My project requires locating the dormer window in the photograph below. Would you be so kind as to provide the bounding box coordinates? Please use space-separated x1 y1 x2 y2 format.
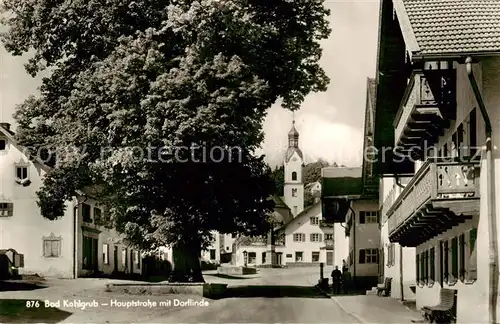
14 161 30 186
0 139 6 151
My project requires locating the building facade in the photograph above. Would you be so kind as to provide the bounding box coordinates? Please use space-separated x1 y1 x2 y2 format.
0 123 142 278
345 199 380 289
230 119 348 268
373 0 500 322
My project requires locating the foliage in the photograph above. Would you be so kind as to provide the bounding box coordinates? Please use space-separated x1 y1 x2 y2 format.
271 158 336 207
1 0 331 281
270 165 285 196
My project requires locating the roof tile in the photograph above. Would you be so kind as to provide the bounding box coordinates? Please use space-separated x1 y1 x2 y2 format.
402 0 500 55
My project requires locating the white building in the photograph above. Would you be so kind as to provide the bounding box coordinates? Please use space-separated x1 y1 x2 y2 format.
0 123 142 278
374 1 500 322
231 120 349 268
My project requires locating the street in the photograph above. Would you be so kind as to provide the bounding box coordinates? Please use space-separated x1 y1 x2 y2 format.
151 268 360 323
0 268 361 323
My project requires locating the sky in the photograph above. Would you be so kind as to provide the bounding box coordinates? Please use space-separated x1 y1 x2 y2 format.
0 0 381 168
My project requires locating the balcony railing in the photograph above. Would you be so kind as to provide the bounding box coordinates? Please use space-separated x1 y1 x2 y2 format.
324 239 334 249
319 220 334 228
393 69 456 158
387 157 479 246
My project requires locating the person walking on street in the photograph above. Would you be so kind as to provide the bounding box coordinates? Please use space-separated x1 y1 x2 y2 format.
331 266 342 295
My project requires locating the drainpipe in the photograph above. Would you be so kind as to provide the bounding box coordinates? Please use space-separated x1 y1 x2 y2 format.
400 244 404 301
73 202 78 279
349 203 357 289
466 56 497 324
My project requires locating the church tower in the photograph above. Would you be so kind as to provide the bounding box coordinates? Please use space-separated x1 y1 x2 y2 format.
283 116 304 217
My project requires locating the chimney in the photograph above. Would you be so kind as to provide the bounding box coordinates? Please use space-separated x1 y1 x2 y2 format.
0 123 10 131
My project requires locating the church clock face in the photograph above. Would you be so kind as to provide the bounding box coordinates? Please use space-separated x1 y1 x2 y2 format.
292 157 297 162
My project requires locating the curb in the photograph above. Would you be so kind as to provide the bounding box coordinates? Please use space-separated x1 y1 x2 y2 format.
314 284 368 324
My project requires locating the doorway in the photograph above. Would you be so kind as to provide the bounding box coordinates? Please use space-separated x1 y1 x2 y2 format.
113 246 118 272
326 251 334 266
277 252 282 265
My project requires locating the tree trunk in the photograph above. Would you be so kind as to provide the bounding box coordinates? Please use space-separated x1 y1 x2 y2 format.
169 243 205 283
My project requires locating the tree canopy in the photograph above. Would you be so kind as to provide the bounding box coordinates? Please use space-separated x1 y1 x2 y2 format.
1 0 331 281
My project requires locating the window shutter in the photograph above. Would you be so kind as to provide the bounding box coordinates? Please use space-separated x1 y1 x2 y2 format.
416 254 420 282
376 211 380 224
359 249 366 264
359 211 365 224
7 203 13 216
44 241 50 257
310 233 313 242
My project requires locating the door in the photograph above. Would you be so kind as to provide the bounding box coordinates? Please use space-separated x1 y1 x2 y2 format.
277 253 282 265
113 246 118 272
326 251 334 266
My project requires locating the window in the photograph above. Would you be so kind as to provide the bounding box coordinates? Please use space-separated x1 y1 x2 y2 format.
94 207 102 224
292 188 297 197
14 164 30 185
423 250 428 283
443 240 449 282
324 234 333 241
293 233 305 242
262 252 266 264
286 254 292 258
430 247 435 282
359 249 378 264
295 251 303 262
231 233 237 238
469 228 477 280
82 203 92 223
248 252 256 264
312 252 320 262
310 217 319 225
359 211 378 224
103 244 109 264
292 172 297 181
310 233 322 242
386 243 395 267
439 241 444 285
122 248 127 267
0 139 5 150
209 249 216 260
43 234 61 258
134 250 140 268
451 237 458 282
0 203 13 217
15 166 28 180
459 234 466 281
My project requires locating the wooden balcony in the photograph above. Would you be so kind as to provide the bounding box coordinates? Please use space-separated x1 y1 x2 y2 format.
387 158 479 247
322 239 334 250
319 220 334 228
394 68 456 159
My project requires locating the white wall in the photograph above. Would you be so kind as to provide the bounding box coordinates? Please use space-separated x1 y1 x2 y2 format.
382 58 500 323
348 200 380 277
284 204 333 263
284 151 304 216
0 141 75 278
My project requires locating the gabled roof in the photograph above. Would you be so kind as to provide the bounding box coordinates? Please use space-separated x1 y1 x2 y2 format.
275 201 321 233
0 125 51 172
394 0 500 58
